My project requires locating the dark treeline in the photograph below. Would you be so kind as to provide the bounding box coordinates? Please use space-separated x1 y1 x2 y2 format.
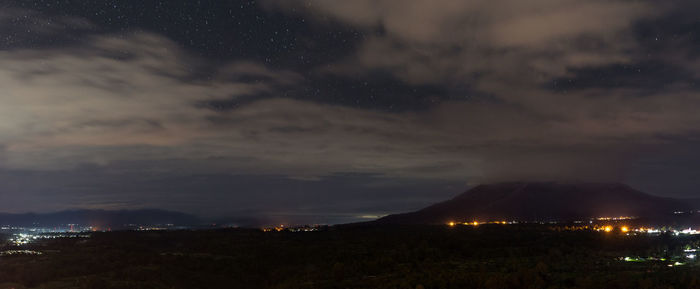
1 225 699 289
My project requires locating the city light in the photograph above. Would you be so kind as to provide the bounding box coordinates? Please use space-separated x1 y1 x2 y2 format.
0 250 42 256
433 219 699 238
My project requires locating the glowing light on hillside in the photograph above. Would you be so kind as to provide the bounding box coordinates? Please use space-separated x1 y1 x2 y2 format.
621 226 629 233
604 226 613 232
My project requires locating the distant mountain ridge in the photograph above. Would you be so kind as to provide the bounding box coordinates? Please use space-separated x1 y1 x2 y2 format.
376 182 700 224
0 209 200 228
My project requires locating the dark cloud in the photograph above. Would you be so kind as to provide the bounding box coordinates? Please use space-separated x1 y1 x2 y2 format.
258 0 700 181
0 1 699 223
549 61 697 93
265 0 660 85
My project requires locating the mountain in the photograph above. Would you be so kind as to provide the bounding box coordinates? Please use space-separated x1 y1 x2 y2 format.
0 209 200 228
376 182 700 224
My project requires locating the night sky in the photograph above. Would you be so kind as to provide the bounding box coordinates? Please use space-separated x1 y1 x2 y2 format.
0 0 699 224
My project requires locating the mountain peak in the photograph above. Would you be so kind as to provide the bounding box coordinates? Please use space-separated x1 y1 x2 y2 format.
376 182 695 224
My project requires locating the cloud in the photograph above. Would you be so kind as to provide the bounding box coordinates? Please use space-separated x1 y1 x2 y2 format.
1 29 699 185
265 0 661 87
1 3 700 219
0 31 301 169
253 0 700 185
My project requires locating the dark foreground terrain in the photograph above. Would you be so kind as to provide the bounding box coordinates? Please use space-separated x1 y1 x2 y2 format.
1 225 700 289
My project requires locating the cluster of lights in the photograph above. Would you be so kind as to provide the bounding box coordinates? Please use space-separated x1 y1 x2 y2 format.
0 250 42 256
287 226 320 232
447 221 514 227
262 225 323 232
592 225 700 237
2 225 108 233
595 225 660 234
633 227 660 234
262 225 286 232
136 227 167 231
442 218 700 239
685 248 696 260
676 228 700 235
9 234 37 245
595 216 636 221
8 233 90 246
621 247 699 267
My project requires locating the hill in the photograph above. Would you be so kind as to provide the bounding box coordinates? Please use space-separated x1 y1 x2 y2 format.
0 209 199 228
376 182 700 224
